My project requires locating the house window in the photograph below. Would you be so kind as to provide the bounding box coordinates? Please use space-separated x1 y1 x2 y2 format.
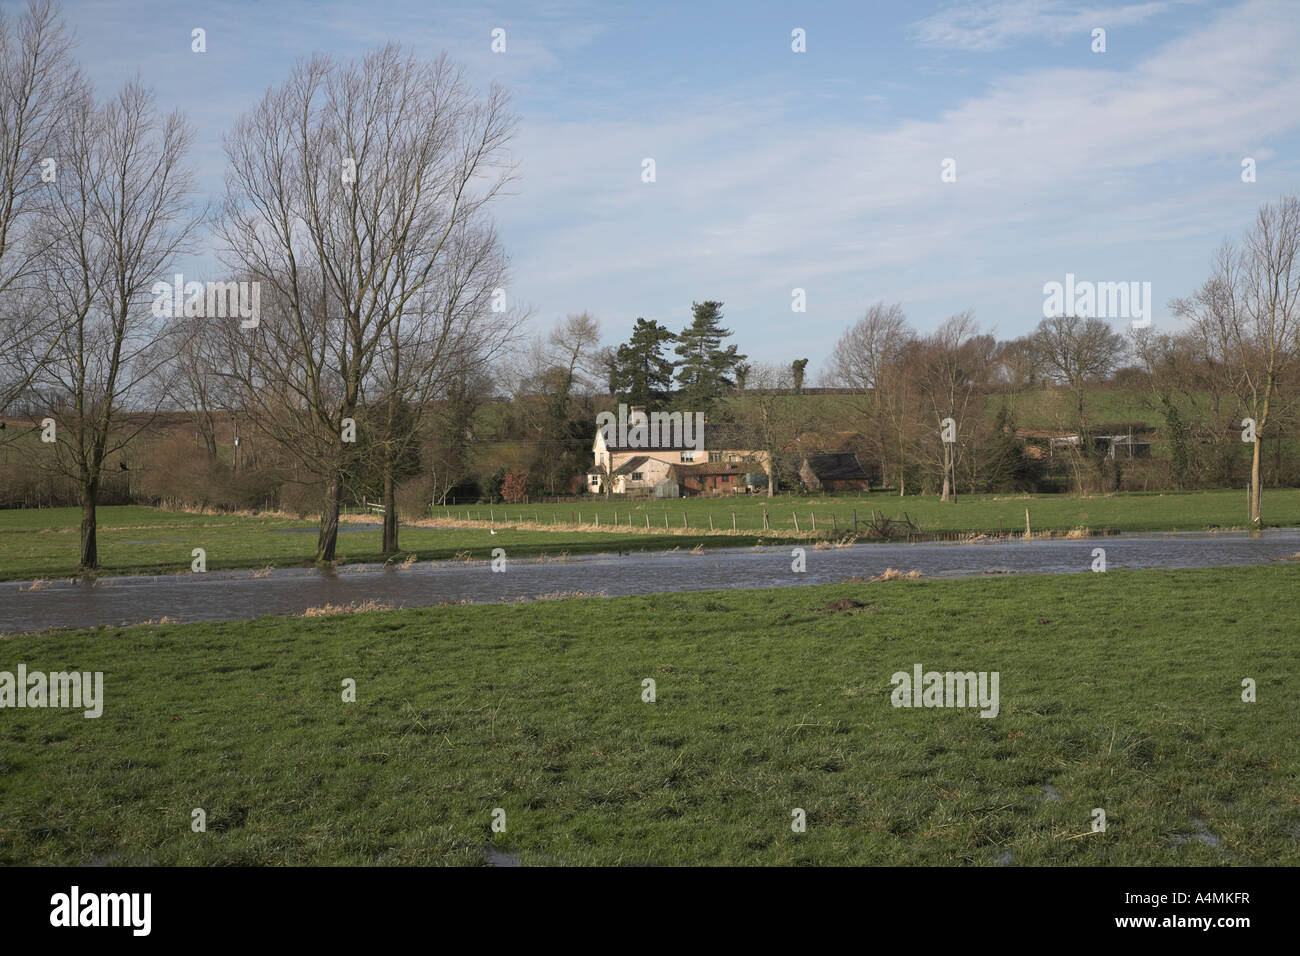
631 472 643 481
709 452 722 462
681 451 696 462
590 475 599 486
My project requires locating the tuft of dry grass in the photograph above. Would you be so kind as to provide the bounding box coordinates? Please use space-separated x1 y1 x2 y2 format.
1064 525 1093 539
535 589 608 600
871 568 923 582
300 599 394 617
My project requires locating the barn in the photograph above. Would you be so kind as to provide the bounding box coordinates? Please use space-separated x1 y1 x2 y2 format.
798 453 872 492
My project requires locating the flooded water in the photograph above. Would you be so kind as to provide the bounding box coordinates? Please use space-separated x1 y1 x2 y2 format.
2 529 1298 633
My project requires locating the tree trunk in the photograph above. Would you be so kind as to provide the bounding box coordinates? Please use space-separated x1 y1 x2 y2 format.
1250 437 1263 528
316 472 343 562
382 467 398 553
79 481 99 570
1250 386 1275 530
201 411 218 459
940 443 952 501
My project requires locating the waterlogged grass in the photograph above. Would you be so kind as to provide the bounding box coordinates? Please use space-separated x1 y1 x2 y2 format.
2 489 1299 581
0 505 768 582
0 565 1295 865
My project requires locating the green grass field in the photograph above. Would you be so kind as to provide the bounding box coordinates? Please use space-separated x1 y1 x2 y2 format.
0 564 1294 865
441 487 1300 535
2 489 1298 581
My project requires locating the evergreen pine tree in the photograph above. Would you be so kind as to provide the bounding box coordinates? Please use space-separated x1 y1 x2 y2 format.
674 300 746 412
613 318 677 407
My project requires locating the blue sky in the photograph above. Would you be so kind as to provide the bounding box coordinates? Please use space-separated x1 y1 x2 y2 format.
26 0 1300 376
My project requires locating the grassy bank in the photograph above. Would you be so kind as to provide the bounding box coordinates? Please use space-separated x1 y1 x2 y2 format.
3 489 1300 581
1 564 1295 865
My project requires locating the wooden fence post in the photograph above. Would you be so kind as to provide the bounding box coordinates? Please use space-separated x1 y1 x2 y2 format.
793 512 800 532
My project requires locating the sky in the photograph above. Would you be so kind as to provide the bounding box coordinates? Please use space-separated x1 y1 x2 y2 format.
18 0 1300 378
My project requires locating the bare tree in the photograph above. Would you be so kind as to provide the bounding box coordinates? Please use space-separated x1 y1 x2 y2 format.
427 365 491 507
0 0 84 416
368 219 521 551
992 335 1041 392
914 311 987 501
1176 200 1300 525
160 314 234 459
1032 314 1126 490
825 302 912 492
1131 321 1237 489
508 311 603 495
729 362 805 496
25 80 198 569
548 311 603 395
219 44 516 561
1238 197 1300 526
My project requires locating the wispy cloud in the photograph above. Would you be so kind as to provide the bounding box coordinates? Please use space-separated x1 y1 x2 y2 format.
499 0 1300 356
911 0 1173 51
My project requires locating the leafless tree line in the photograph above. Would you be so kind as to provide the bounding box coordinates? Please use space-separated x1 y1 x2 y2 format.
0 2 519 567
824 197 1300 524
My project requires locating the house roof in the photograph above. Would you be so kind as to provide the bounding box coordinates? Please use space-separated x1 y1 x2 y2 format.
669 460 757 477
611 455 653 476
601 420 759 452
802 453 869 481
